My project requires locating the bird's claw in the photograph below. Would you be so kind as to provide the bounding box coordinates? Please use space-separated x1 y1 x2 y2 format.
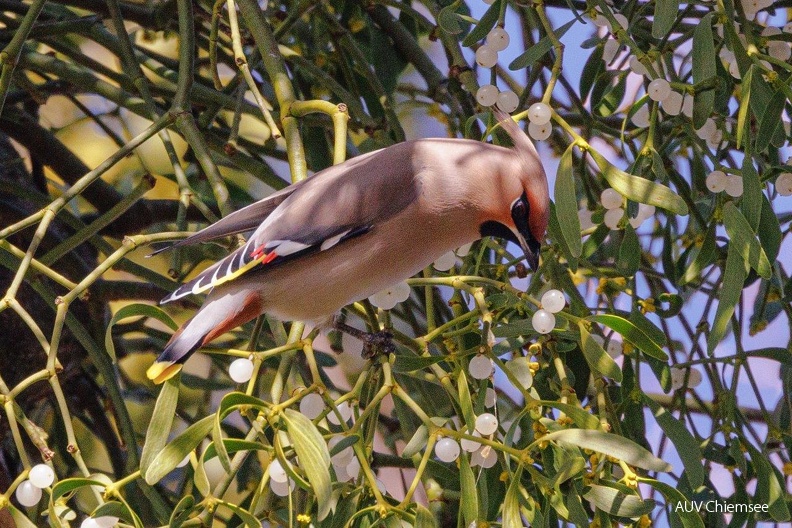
362 331 395 359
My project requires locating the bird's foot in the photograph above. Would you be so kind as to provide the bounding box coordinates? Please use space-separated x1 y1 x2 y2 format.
361 331 395 359
332 319 395 359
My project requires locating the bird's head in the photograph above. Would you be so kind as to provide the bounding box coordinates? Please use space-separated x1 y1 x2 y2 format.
480 110 549 271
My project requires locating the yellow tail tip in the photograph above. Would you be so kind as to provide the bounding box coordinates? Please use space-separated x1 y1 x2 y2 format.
146 362 183 384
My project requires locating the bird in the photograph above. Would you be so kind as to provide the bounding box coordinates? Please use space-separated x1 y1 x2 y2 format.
146 110 549 384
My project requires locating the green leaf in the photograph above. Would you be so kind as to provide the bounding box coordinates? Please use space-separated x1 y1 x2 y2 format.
437 2 463 35
692 13 716 129
492 319 534 338
104 303 177 362
212 411 232 474
722 202 772 279
680 224 717 285
554 145 582 258
579 322 622 381
756 89 786 152
168 496 196 528
652 0 679 38
502 465 524 528
584 484 655 517
552 456 586 486
402 425 429 458
509 19 576 70
640 478 705 528
540 401 600 430
461 0 500 46
145 415 214 484
536 429 672 472
759 195 782 263
7 504 39 528
217 499 260 528
565 486 590 527
618 224 640 277
51 478 108 502
588 314 668 361
642 396 705 488
580 45 604 100
736 66 753 149
203 439 266 461
458 369 476 433
415 504 438 528
392 352 446 372
589 149 688 215
747 442 791 521
283 408 333 520
459 450 478 525
140 376 180 474
707 244 749 354
741 157 762 231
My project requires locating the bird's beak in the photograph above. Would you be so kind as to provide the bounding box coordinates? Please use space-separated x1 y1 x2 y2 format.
513 228 541 272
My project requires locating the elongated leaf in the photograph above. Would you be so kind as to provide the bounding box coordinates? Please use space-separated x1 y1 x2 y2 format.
756 89 785 152
141 376 180 473
503 465 524 528
641 478 705 528
458 369 476 433
8 504 38 528
540 401 600 429
745 442 791 521
537 429 672 472
585 484 655 517
722 202 771 279
588 314 668 361
553 456 586 486
643 396 705 488
579 323 622 381
283 408 332 520
589 149 688 215
509 19 576 70
461 0 500 46
759 195 782 262
218 499 260 528
415 504 438 528
555 145 582 258
692 14 715 129
652 0 679 38
707 245 749 353
618 224 640 276
393 352 446 372
459 450 478 525
203 439 266 461
168 496 196 528
145 415 214 484
104 303 177 362
736 66 753 149
51 478 107 502
437 3 463 35
741 157 762 231
680 224 717 285
213 411 232 473
402 425 429 458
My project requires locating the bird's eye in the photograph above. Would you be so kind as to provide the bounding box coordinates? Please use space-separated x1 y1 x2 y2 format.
511 193 529 218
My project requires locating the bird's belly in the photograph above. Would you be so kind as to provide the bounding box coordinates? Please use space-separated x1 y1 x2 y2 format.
256 214 478 322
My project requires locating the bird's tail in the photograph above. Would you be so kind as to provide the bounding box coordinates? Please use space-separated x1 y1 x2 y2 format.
147 289 264 384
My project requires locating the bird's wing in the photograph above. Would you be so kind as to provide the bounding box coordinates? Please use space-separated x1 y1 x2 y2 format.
148 184 300 256
160 142 421 304
159 223 373 303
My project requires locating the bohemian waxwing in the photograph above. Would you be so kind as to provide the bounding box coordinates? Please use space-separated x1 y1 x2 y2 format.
146 110 549 383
